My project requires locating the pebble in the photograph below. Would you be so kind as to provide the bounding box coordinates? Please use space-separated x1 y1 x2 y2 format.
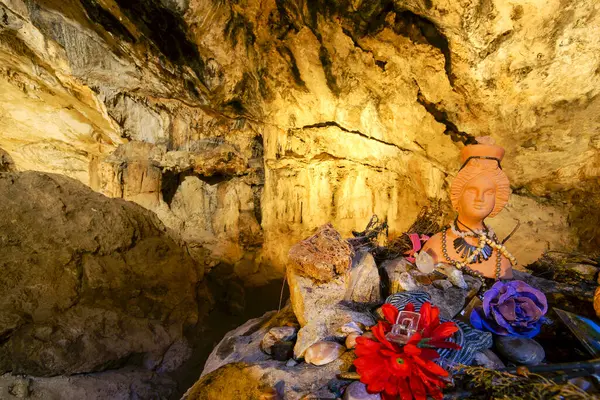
495 336 545 366
285 358 298 367
341 322 364 335
343 381 382 400
304 341 345 366
345 332 360 349
8 378 30 398
436 264 468 289
271 341 294 361
261 326 297 355
473 349 506 370
568 377 592 392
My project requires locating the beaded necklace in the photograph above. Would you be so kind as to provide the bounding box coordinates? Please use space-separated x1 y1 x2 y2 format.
441 220 518 288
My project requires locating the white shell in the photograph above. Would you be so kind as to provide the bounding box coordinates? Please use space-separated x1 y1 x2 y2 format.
304 341 345 366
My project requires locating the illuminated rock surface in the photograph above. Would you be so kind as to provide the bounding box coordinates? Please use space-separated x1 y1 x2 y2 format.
0 0 593 284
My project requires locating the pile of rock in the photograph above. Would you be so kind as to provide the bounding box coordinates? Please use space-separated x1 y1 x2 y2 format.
185 224 598 399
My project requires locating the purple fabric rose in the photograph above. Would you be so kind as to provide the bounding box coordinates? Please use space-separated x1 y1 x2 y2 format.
470 280 548 338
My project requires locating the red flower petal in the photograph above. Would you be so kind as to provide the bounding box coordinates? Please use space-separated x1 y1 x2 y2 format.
409 371 427 400
412 356 449 377
385 375 399 395
404 344 421 356
382 303 399 325
419 348 441 360
419 302 432 332
407 332 422 345
404 302 415 312
431 321 459 341
372 323 396 351
397 377 412 400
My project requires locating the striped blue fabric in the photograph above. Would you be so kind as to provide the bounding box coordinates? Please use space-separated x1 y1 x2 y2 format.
385 291 492 366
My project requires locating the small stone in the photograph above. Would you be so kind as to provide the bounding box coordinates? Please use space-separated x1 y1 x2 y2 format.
8 378 30 398
345 332 360 349
437 264 468 289
304 341 345 366
473 349 505 370
272 341 295 361
286 358 298 367
261 326 297 354
340 322 364 335
568 377 592 392
338 372 361 380
433 279 453 290
259 388 282 400
464 275 483 299
343 381 382 400
398 272 419 291
495 336 545 366
421 285 466 319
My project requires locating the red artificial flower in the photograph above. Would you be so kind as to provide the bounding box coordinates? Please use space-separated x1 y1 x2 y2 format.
354 302 461 400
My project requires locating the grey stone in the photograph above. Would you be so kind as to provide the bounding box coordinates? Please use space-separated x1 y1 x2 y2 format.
7 378 30 398
473 349 506 370
261 326 298 355
343 381 382 400
421 285 466 319
345 251 382 303
433 279 453 290
495 336 545 366
272 341 295 361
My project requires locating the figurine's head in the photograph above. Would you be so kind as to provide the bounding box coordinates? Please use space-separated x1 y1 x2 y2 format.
450 138 510 220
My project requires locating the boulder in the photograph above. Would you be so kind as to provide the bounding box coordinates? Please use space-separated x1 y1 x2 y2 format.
288 224 353 282
345 251 382 304
0 172 201 376
287 242 376 357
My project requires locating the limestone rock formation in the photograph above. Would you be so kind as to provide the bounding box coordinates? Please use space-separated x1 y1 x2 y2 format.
0 0 592 285
0 171 201 376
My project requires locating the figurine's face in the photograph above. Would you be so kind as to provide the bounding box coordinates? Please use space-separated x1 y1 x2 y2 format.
457 173 496 220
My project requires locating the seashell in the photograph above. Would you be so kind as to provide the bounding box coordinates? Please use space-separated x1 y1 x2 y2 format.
345 332 360 349
341 321 364 335
304 341 345 366
261 326 297 355
415 251 435 274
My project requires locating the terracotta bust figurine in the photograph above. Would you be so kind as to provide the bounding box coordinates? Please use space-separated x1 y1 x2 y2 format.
422 137 515 280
